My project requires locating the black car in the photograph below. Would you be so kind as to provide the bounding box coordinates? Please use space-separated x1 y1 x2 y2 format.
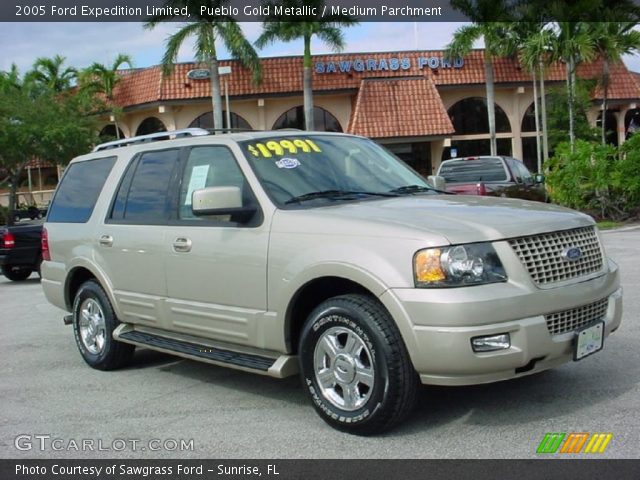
12 205 47 222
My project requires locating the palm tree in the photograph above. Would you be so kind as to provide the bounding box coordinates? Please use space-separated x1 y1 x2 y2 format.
550 21 597 152
27 55 77 92
516 25 555 169
255 0 358 131
591 22 640 145
81 54 133 139
145 0 262 133
448 1 513 156
0 64 22 92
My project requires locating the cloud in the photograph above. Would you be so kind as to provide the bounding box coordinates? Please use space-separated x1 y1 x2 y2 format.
1 21 638 74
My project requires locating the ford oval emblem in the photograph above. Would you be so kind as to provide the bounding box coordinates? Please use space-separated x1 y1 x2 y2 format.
562 247 583 262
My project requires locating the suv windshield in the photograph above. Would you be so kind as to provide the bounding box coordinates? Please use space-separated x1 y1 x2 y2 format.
239 135 433 207
438 157 508 183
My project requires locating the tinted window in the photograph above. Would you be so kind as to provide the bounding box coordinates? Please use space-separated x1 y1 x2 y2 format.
510 159 533 184
48 157 116 223
121 149 179 222
438 158 508 183
179 146 250 221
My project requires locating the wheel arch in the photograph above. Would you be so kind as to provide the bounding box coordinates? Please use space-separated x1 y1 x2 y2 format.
64 263 116 314
284 276 378 354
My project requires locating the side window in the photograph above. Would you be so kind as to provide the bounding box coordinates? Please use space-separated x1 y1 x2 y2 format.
507 159 523 183
48 157 116 223
508 158 533 184
516 161 534 184
111 149 179 223
179 146 252 221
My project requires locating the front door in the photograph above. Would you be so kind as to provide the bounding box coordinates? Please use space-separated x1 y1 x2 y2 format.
163 146 269 346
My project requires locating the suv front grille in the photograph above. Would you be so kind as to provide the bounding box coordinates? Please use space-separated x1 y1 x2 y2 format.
508 226 603 286
545 298 609 335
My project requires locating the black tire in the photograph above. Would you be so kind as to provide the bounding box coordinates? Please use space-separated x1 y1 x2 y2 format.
1 265 32 281
299 294 418 435
72 280 134 370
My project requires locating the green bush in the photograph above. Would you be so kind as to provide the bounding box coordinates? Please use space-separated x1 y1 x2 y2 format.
545 136 640 220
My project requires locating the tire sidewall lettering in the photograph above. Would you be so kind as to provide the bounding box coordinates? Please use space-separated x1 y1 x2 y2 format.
304 309 386 426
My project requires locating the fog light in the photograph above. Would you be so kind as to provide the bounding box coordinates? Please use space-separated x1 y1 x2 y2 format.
471 333 510 352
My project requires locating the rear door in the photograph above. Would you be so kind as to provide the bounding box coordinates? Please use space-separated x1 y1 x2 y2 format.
163 145 269 346
97 148 181 329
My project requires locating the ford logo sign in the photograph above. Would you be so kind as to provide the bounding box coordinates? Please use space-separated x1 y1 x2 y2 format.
187 69 210 80
562 247 583 262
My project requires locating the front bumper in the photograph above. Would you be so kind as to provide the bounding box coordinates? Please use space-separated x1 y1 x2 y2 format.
381 260 622 386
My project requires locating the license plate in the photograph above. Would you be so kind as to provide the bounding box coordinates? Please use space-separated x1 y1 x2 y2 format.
574 321 604 361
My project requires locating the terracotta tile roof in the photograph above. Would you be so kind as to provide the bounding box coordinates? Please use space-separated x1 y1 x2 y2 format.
110 50 640 108
578 58 640 100
348 77 454 138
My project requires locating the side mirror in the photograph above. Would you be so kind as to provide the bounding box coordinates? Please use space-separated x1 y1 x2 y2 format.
534 174 545 184
192 186 256 221
427 175 446 191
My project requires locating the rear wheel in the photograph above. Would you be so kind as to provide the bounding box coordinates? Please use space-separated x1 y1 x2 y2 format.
299 294 418 435
1 265 32 281
72 280 134 370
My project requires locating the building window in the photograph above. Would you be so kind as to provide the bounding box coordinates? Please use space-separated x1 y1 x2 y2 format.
188 111 252 130
135 117 167 136
521 103 537 132
625 108 640 139
521 137 539 172
99 124 124 141
448 97 511 134
596 111 619 146
441 139 512 161
272 106 342 132
384 142 432 176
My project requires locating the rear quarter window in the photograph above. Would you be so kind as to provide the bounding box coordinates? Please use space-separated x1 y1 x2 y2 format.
47 157 117 223
438 158 508 183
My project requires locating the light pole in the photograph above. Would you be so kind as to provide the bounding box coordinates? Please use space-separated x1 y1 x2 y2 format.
219 66 232 131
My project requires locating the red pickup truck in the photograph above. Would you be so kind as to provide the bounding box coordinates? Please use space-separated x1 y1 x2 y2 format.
436 156 547 202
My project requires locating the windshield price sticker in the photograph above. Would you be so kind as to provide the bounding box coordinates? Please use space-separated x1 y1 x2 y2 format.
247 138 322 158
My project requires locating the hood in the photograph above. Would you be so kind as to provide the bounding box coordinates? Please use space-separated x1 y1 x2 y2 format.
273 195 594 245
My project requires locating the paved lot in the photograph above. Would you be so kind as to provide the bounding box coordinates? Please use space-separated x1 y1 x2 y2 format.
0 227 638 459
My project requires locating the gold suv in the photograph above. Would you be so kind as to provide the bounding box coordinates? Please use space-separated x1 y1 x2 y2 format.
41 129 622 434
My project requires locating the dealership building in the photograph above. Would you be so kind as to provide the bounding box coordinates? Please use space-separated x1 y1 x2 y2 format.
98 49 640 176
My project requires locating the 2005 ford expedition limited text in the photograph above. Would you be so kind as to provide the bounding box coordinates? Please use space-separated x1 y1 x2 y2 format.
41 129 622 434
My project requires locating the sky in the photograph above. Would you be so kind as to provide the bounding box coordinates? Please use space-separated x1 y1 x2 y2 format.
1 22 640 74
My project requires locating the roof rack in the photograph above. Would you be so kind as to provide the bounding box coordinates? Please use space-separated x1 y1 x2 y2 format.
93 128 210 152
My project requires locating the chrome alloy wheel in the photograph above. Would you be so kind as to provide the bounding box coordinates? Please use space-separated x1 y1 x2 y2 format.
78 298 107 355
313 325 375 411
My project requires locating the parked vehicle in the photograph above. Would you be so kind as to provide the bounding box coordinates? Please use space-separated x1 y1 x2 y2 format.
12 205 47 222
0 220 43 281
42 129 622 434
436 156 546 202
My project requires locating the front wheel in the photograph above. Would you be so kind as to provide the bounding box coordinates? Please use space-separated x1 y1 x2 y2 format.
72 280 134 370
299 294 418 435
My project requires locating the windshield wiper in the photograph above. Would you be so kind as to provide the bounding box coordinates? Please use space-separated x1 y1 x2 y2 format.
389 185 452 195
285 190 398 205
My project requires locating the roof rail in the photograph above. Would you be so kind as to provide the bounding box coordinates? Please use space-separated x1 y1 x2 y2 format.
93 128 210 152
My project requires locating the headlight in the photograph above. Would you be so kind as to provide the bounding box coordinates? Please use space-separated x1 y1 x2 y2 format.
414 243 507 287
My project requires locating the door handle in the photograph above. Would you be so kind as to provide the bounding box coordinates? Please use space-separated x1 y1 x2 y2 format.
99 235 113 247
172 237 192 253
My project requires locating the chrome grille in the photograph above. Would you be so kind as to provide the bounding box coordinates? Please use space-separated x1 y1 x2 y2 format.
509 227 603 286
545 298 609 335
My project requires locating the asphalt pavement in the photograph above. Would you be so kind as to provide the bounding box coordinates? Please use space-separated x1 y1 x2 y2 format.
0 226 638 459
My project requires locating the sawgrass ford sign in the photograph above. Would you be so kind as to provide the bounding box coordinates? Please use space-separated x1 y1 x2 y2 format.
315 56 464 73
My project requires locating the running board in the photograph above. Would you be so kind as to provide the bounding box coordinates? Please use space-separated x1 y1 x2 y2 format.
113 324 298 378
